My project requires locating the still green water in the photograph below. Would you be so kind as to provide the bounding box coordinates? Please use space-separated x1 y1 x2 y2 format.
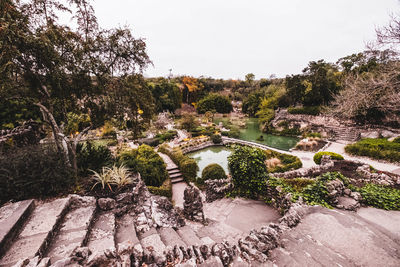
186 146 232 177
215 117 299 151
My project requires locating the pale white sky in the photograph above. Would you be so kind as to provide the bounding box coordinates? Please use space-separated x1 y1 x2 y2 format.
92 0 399 79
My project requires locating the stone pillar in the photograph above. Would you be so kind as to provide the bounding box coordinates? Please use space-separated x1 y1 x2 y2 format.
183 183 205 222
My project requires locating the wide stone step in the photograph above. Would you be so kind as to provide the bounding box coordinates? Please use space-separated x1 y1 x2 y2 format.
171 177 184 184
0 199 35 258
158 227 186 248
87 211 116 261
115 213 143 255
168 169 181 175
138 228 166 261
0 197 71 267
46 196 97 263
167 166 179 172
176 225 203 246
169 172 183 179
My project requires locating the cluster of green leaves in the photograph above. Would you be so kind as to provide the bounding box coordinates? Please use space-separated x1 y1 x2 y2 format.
357 184 400 210
210 134 222 144
191 126 217 137
264 150 302 173
158 144 199 182
199 163 227 184
155 130 178 143
148 178 172 199
91 164 134 191
313 151 344 164
0 99 41 130
287 106 321 116
76 141 114 176
228 145 269 198
0 145 74 204
197 94 233 114
118 145 168 187
345 138 400 163
149 78 182 112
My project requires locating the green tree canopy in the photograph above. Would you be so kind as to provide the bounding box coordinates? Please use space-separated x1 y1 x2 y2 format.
196 94 233 114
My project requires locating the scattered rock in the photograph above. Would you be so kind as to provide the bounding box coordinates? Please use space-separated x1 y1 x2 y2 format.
97 198 116 211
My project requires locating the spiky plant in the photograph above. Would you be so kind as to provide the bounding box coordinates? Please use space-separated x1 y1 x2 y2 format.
110 164 134 187
90 167 115 191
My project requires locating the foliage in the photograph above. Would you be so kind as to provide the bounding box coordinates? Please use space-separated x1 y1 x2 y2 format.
91 164 134 191
197 94 233 114
148 178 172 199
137 138 160 147
191 126 217 137
211 134 222 144
158 144 199 182
76 141 114 176
313 151 344 164
344 138 400 163
64 112 91 136
0 145 74 204
228 145 269 198
118 145 168 187
287 106 320 116
101 121 117 138
304 132 322 138
0 99 41 130
358 184 400 210
200 164 227 184
180 113 198 131
149 78 182 112
182 76 204 103
264 150 302 173
155 130 178 143
393 136 400 143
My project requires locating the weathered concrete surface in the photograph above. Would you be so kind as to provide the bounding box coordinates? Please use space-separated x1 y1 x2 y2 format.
115 213 142 254
0 200 34 257
46 196 96 263
139 228 166 260
158 227 187 248
269 207 400 266
0 197 71 266
177 225 203 246
172 182 187 208
87 211 116 258
357 207 400 239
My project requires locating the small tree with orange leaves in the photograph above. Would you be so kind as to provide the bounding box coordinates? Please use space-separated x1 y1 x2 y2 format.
181 77 204 103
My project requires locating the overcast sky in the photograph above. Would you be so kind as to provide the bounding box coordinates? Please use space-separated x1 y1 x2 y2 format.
92 0 399 79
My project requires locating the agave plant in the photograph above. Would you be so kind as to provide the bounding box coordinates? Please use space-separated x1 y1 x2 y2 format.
90 167 115 191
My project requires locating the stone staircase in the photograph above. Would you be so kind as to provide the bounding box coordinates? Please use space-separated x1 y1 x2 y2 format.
168 166 184 184
324 125 360 142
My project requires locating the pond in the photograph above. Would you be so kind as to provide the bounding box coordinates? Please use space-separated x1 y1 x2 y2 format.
186 146 232 177
215 117 298 151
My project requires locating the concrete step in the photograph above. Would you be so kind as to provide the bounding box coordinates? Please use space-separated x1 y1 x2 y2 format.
87 211 116 261
0 197 71 267
168 169 181 175
115 213 143 254
169 172 183 179
167 166 179 172
176 225 203 246
158 227 186 248
45 196 97 263
138 228 166 262
171 177 184 184
0 199 35 258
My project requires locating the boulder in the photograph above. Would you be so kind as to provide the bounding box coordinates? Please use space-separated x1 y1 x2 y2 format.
98 198 116 211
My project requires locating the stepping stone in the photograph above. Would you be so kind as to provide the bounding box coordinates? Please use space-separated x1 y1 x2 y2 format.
168 169 181 175
46 196 96 263
139 228 166 260
177 225 203 246
158 227 186 247
116 213 142 254
0 199 34 257
170 172 183 178
172 177 184 184
87 211 116 259
0 197 71 266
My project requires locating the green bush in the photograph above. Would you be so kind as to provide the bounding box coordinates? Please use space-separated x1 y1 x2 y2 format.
304 132 322 138
155 130 177 143
221 128 240 138
393 136 400 143
118 145 168 187
228 145 269 198
200 163 227 184
191 126 217 137
345 138 400 163
77 141 114 176
288 106 320 115
158 144 199 182
148 178 172 199
197 94 233 114
265 150 302 173
211 134 222 144
313 151 344 164
358 184 400 210
137 138 160 147
0 145 74 204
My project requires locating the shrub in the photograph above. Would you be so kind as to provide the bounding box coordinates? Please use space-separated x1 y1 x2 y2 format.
393 136 400 143
200 163 227 184
137 138 160 147
155 130 177 143
358 184 400 210
211 134 222 144
148 178 172 199
159 144 199 182
304 132 322 138
264 150 302 172
288 106 320 115
101 121 116 137
313 151 344 164
77 141 114 176
345 138 400 163
0 145 74 204
118 145 168 187
197 94 233 114
91 164 134 191
228 145 269 198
